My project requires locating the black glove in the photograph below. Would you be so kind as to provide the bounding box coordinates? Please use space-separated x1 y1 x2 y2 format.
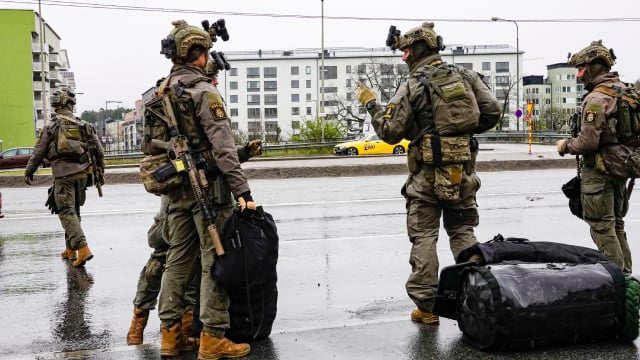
44 186 59 214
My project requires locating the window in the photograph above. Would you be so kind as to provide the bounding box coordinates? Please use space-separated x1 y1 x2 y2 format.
291 66 299 75
495 88 507 98
247 67 260 78
264 108 278 118
264 94 277 105
230 109 238 117
346 79 353 88
229 68 238 76
495 76 510 85
346 93 354 101
322 100 339 107
357 64 366 74
455 63 473 70
321 87 338 93
264 81 278 91
229 95 238 104
291 94 300 102
248 108 261 119
247 81 260 91
380 64 394 75
230 121 238 129
291 107 300 115
306 80 311 89
265 121 278 131
346 65 352 74
496 62 510 73
306 107 312 115
248 121 261 132
305 66 311 75
247 94 260 105
291 79 299 88
264 67 277 78
397 64 409 75
482 62 491 71
292 120 300 129
306 93 312 102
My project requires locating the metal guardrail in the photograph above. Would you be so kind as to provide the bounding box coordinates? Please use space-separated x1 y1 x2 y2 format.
104 133 569 161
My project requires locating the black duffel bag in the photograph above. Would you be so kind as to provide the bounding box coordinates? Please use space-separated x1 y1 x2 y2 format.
457 261 629 350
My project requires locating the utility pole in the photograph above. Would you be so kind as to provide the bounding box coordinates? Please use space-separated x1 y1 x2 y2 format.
38 1 47 127
320 0 325 142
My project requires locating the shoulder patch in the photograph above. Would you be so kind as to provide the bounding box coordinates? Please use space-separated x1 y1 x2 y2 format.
584 110 597 124
383 104 396 119
207 92 227 120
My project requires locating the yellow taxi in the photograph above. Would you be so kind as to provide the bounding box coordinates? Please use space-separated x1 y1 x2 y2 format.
333 134 410 156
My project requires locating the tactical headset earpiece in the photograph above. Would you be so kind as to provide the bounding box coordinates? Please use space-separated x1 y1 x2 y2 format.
436 35 445 51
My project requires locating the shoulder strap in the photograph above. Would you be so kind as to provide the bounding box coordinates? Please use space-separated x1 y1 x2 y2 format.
594 85 640 105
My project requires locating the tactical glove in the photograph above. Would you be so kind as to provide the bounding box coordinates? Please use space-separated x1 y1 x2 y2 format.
556 139 567 156
245 139 263 157
238 192 257 212
24 174 33 185
356 81 376 107
44 186 59 214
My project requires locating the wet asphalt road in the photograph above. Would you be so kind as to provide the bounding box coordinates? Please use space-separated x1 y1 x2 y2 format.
1 169 640 359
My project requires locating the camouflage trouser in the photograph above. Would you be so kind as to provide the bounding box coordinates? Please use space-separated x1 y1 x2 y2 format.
402 165 480 312
158 186 233 337
581 166 632 273
54 172 88 250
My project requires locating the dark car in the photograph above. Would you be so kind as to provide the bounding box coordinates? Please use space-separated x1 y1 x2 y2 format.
0 147 49 170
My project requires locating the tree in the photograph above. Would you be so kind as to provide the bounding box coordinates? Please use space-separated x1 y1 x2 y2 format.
80 108 132 125
298 116 344 142
326 57 410 134
494 74 518 131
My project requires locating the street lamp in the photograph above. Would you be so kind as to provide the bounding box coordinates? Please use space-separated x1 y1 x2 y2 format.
105 100 122 151
320 0 325 142
491 17 520 131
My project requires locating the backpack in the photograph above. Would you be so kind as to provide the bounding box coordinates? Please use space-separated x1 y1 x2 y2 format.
419 63 481 136
139 76 209 194
54 114 88 158
593 84 640 141
592 84 640 178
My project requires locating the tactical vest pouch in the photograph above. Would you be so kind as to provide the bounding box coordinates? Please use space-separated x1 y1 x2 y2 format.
425 65 480 135
434 164 463 200
457 262 625 350
600 144 640 178
421 135 470 165
142 95 171 155
139 153 184 195
56 118 87 158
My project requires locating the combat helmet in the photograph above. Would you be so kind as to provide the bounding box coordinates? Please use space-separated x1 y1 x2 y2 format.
387 22 445 51
568 40 616 68
160 20 212 62
50 89 76 108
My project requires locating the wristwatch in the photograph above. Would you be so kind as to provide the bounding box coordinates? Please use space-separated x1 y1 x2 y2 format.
366 101 376 111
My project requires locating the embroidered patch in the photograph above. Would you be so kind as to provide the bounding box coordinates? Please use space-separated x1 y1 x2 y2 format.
383 104 396 119
585 110 596 123
212 105 227 120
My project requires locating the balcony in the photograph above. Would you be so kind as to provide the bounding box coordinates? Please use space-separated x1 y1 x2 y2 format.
49 70 62 84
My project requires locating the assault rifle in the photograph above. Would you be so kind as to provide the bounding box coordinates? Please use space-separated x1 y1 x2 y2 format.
161 93 226 256
570 109 583 178
87 148 103 197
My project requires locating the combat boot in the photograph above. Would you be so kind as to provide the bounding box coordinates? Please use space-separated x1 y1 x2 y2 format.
198 331 250 360
181 308 195 345
72 245 93 267
61 248 77 260
411 309 440 324
126 307 149 346
160 321 196 357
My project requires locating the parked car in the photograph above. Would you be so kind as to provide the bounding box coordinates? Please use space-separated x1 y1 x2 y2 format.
0 147 49 170
333 134 410 156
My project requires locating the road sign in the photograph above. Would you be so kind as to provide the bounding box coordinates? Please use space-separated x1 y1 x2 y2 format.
515 109 523 118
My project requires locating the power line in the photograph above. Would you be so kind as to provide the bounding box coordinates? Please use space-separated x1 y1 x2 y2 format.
3 0 640 23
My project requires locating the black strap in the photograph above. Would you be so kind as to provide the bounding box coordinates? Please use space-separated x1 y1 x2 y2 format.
430 134 442 166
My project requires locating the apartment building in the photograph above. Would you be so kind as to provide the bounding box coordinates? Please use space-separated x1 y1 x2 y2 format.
218 44 523 142
0 9 74 150
523 63 585 131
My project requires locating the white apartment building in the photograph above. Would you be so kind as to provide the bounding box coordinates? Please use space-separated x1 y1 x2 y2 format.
523 63 585 131
219 44 523 142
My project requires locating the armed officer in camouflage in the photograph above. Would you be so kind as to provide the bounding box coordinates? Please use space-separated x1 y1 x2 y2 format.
557 40 634 273
154 20 256 359
24 90 104 268
357 22 501 324
126 56 261 344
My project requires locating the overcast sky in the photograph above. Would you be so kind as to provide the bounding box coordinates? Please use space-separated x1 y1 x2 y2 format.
2 0 639 114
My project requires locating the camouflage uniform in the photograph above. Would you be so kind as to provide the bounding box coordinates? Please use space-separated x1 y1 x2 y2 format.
559 71 632 273
157 63 252 338
367 49 501 312
25 108 104 255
